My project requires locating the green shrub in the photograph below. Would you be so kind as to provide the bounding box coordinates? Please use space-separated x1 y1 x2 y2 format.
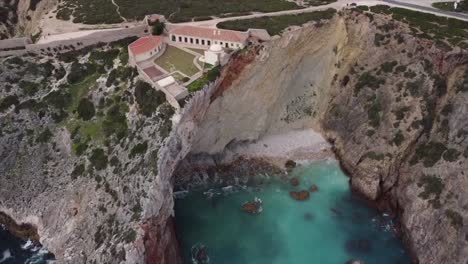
122 229 137 243
134 81 166 116
392 130 404 146
445 209 463 230
19 81 41 96
354 72 385 95
0 95 19 112
152 20 166 35
129 141 148 158
187 66 221 92
71 164 85 179
36 128 53 143
417 175 444 205
77 98 96 120
393 106 410 120
380 61 397 73
73 141 88 156
412 141 447 167
67 62 96 84
217 9 336 35
90 148 108 170
442 148 460 162
44 90 72 110
367 100 382 128
89 49 120 68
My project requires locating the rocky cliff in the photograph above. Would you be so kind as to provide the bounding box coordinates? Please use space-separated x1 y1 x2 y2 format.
0 40 181 263
173 9 468 263
0 0 54 39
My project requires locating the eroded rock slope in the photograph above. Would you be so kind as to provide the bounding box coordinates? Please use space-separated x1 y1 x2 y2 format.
178 10 468 263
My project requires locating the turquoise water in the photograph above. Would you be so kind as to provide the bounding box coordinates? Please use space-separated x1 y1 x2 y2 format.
174 160 411 264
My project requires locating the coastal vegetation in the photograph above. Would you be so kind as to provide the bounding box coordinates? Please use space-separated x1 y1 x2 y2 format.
359 5 468 48
187 66 221 92
56 0 304 24
217 9 336 35
432 1 468 13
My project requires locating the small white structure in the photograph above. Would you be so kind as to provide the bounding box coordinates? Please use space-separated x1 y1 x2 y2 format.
128 35 165 65
145 14 166 25
157 76 188 105
157 76 176 88
200 44 228 66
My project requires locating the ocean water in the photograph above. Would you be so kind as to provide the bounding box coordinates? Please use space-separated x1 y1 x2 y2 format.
174 160 411 264
0 226 55 264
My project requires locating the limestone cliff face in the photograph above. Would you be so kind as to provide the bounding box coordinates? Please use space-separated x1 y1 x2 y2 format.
0 45 181 264
179 11 468 264
0 0 55 39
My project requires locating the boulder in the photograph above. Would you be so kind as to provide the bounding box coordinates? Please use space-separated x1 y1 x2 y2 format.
289 190 310 201
309 184 319 192
285 159 296 170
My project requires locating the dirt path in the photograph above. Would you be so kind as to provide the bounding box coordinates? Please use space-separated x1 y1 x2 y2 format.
111 0 127 22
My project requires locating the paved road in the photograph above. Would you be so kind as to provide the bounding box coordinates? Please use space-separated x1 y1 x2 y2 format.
383 0 468 20
178 0 468 28
38 0 468 43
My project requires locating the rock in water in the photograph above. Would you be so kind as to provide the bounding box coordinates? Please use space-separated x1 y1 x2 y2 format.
290 177 300 186
309 184 319 192
241 197 263 214
289 190 310 201
285 160 296 170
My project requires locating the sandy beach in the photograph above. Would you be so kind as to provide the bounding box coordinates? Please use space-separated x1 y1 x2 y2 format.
231 128 334 166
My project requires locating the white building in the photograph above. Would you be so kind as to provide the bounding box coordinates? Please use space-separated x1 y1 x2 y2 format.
128 35 165 65
169 25 248 50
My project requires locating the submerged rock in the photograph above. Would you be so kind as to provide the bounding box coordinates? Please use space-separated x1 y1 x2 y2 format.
304 212 314 221
290 177 300 186
345 239 372 253
309 184 319 192
289 190 310 201
191 244 209 264
345 260 365 264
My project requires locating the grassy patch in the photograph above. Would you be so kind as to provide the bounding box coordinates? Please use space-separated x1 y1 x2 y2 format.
155 46 198 76
217 9 336 35
187 66 221 92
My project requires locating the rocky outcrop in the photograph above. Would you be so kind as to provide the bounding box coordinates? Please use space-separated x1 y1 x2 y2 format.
0 0 55 39
171 10 468 264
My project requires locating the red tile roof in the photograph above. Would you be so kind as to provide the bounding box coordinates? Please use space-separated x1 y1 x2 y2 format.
129 36 164 55
170 26 248 43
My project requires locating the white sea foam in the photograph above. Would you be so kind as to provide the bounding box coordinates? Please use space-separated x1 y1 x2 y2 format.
22 239 33 250
0 250 12 263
